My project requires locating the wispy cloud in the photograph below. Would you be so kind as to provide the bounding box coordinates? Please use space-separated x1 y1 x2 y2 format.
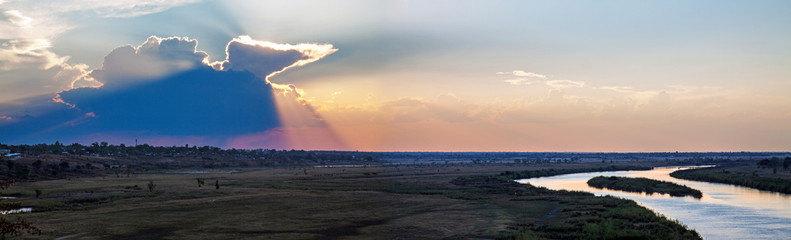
3 10 32 27
545 80 585 89
0 37 90 101
504 78 531 86
598 86 635 93
497 70 586 89
496 70 547 79
2 0 204 18
0 38 68 70
496 70 548 85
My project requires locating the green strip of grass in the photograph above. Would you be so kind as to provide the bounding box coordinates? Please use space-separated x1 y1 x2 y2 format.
587 176 702 198
671 167 791 194
496 165 652 180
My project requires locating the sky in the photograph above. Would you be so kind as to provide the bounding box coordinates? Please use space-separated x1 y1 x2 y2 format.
1 0 790 152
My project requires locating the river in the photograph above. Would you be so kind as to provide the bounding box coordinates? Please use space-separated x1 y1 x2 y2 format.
516 166 791 240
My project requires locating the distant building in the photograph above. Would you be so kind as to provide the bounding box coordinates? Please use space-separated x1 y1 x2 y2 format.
4 153 21 160
0 149 9 154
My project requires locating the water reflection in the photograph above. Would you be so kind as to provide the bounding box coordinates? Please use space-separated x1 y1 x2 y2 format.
517 166 791 240
0 207 31 215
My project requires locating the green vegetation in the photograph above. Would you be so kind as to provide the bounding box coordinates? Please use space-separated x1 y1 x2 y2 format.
0 142 780 238
503 199 700 240
0 142 383 181
0 163 701 239
0 180 40 238
587 176 702 198
671 161 791 194
454 168 701 240
497 165 652 180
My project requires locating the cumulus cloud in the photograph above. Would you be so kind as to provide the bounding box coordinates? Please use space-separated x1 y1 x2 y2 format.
211 35 337 82
199 35 337 126
0 35 336 147
0 1 204 100
55 67 280 135
65 35 337 90
81 36 209 89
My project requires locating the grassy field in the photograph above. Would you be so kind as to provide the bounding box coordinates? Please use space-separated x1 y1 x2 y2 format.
1 163 700 239
587 176 702 198
670 162 791 194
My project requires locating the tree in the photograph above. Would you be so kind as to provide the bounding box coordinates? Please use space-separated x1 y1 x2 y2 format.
147 181 156 192
59 161 69 170
757 158 778 168
31 160 42 172
0 180 40 238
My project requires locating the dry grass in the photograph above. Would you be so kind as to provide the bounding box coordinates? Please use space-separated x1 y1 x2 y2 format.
4 165 553 239
3 162 684 239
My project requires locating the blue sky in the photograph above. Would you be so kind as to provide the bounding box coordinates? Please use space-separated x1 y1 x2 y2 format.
1 0 790 151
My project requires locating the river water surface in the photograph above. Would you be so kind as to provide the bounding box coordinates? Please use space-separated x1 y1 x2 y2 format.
516 166 791 240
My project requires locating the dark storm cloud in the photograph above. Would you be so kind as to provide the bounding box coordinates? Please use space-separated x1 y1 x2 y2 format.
0 36 336 146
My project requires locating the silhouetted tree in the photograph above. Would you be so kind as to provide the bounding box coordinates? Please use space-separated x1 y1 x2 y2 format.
758 157 781 168
147 181 156 192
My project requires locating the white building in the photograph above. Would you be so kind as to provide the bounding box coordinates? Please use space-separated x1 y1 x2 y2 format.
3 153 21 160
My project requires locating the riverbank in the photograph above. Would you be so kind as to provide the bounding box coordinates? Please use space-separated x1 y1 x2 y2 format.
455 168 701 239
670 163 791 194
521 166 791 240
587 176 702 198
